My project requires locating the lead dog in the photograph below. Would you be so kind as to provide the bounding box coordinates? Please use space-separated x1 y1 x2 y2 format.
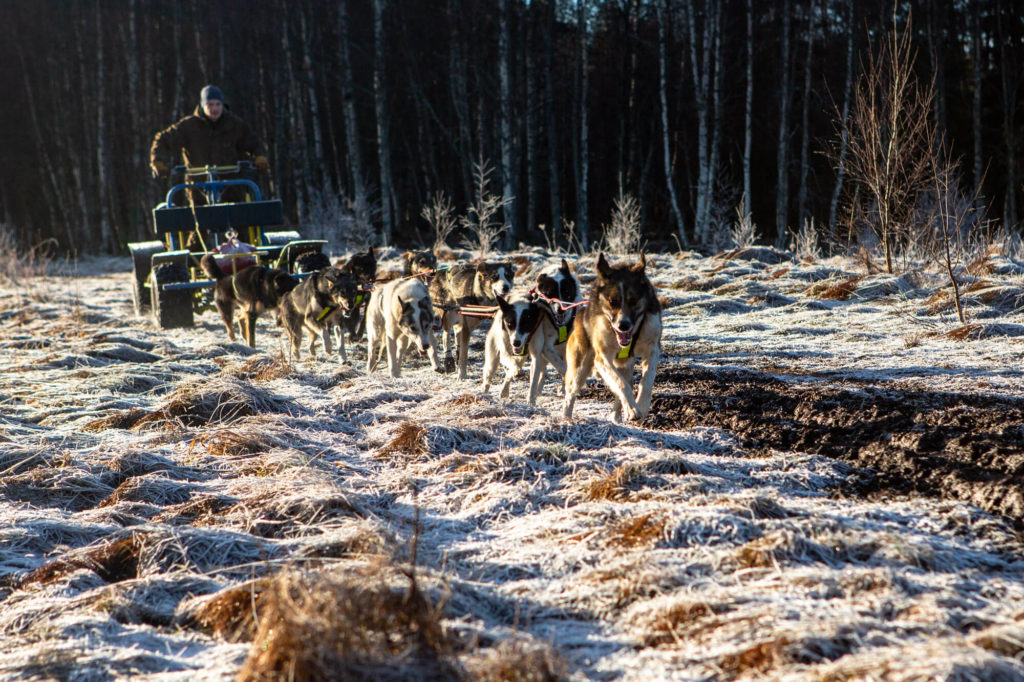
278 267 360 362
482 293 567 406
366 277 442 378
563 253 662 422
200 254 298 348
429 261 515 379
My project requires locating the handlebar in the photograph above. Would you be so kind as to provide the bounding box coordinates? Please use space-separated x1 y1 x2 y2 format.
171 161 255 178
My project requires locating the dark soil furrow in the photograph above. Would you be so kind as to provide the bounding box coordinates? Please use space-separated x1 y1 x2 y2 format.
645 364 1024 524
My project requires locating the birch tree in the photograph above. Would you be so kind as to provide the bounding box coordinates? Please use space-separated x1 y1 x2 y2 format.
374 0 394 244
659 0 687 244
337 0 365 205
498 0 517 248
776 0 793 243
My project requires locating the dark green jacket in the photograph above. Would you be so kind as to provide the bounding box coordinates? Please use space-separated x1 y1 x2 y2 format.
150 105 263 168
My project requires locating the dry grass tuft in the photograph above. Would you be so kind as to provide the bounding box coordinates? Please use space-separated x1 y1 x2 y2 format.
189 429 272 459
129 379 293 428
718 636 790 676
449 393 488 408
811 275 864 301
605 513 667 548
585 464 643 501
229 355 294 381
946 324 981 341
234 565 460 682
377 420 428 458
191 577 275 642
82 408 148 432
970 625 1024 658
465 638 568 682
640 601 718 647
21 534 143 587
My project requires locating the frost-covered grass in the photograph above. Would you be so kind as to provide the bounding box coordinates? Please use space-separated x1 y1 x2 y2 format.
1 247 1023 680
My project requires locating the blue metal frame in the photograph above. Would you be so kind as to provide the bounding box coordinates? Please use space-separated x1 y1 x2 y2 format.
164 178 263 207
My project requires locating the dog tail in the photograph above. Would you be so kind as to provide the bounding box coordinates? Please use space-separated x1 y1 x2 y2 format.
200 253 226 281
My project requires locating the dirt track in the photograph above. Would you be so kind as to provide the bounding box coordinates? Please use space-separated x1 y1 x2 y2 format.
644 363 1024 526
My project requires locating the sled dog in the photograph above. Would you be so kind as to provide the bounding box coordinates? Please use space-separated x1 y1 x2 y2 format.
366 277 442 378
482 293 567 406
402 249 438 278
335 246 377 341
534 258 583 352
429 261 515 379
200 254 298 348
278 266 360 362
563 253 662 422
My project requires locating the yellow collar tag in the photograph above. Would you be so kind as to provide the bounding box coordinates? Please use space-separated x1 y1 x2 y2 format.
617 341 632 360
355 294 364 305
557 325 568 343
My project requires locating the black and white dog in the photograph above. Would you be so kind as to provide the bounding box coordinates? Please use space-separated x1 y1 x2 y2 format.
482 292 566 406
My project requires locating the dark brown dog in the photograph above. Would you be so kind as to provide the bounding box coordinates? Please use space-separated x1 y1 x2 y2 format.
200 254 298 348
335 247 377 341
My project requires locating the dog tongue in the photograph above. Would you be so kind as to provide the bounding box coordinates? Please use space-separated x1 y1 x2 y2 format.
615 329 633 348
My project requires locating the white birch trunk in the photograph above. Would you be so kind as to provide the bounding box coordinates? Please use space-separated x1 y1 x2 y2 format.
498 0 517 248
659 0 688 245
775 0 792 244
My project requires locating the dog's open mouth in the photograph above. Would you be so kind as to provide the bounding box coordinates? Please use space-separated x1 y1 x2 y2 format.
512 343 525 356
614 327 634 348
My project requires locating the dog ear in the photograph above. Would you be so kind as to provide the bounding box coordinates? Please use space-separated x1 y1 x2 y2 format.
560 258 571 274
496 294 513 317
476 262 488 274
630 252 647 273
596 253 612 278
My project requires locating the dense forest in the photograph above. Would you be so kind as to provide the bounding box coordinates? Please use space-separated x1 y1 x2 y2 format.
0 0 1021 255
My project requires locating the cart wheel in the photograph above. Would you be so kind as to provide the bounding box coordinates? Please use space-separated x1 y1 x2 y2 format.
151 263 194 329
128 243 165 317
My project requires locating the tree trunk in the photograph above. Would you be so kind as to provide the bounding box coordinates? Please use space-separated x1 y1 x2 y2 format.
659 0 688 245
338 0 365 204
828 0 855 244
542 0 562 243
524 3 536 242
796 0 817 231
95 2 112 252
191 0 207 82
776 0 792 244
576 0 590 248
996 0 1017 227
743 0 753 218
280 4 309 220
971 4 983 198
498 0 517 248
448 3 473 204
299 1 326 190
374 0 394 245
685 0 711 242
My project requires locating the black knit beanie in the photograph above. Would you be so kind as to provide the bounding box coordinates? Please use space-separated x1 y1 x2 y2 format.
200 85 224 106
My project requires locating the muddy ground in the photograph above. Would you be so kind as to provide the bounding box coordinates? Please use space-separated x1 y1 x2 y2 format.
644 364 1024 526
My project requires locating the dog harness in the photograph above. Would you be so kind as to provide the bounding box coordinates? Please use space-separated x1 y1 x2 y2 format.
616 313 646 360
317 305 335 322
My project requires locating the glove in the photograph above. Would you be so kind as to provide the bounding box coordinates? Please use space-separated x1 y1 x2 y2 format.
151 160 169 178
254 155 269 172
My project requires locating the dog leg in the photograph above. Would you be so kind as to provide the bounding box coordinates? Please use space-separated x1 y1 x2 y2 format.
365 322 379 373
499 357 518 400
218 302 236 342
635 346 660 419
457 319 471 380
528 354 548 407
386 335 401 378
594 359 641 423
562 339 594 420
244 312 258 348
428 332 443 373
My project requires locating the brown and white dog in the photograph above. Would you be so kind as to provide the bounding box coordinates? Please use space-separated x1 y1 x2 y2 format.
365 277 442 378
429 261 515 379
563 253 662 422
200 254 298 348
